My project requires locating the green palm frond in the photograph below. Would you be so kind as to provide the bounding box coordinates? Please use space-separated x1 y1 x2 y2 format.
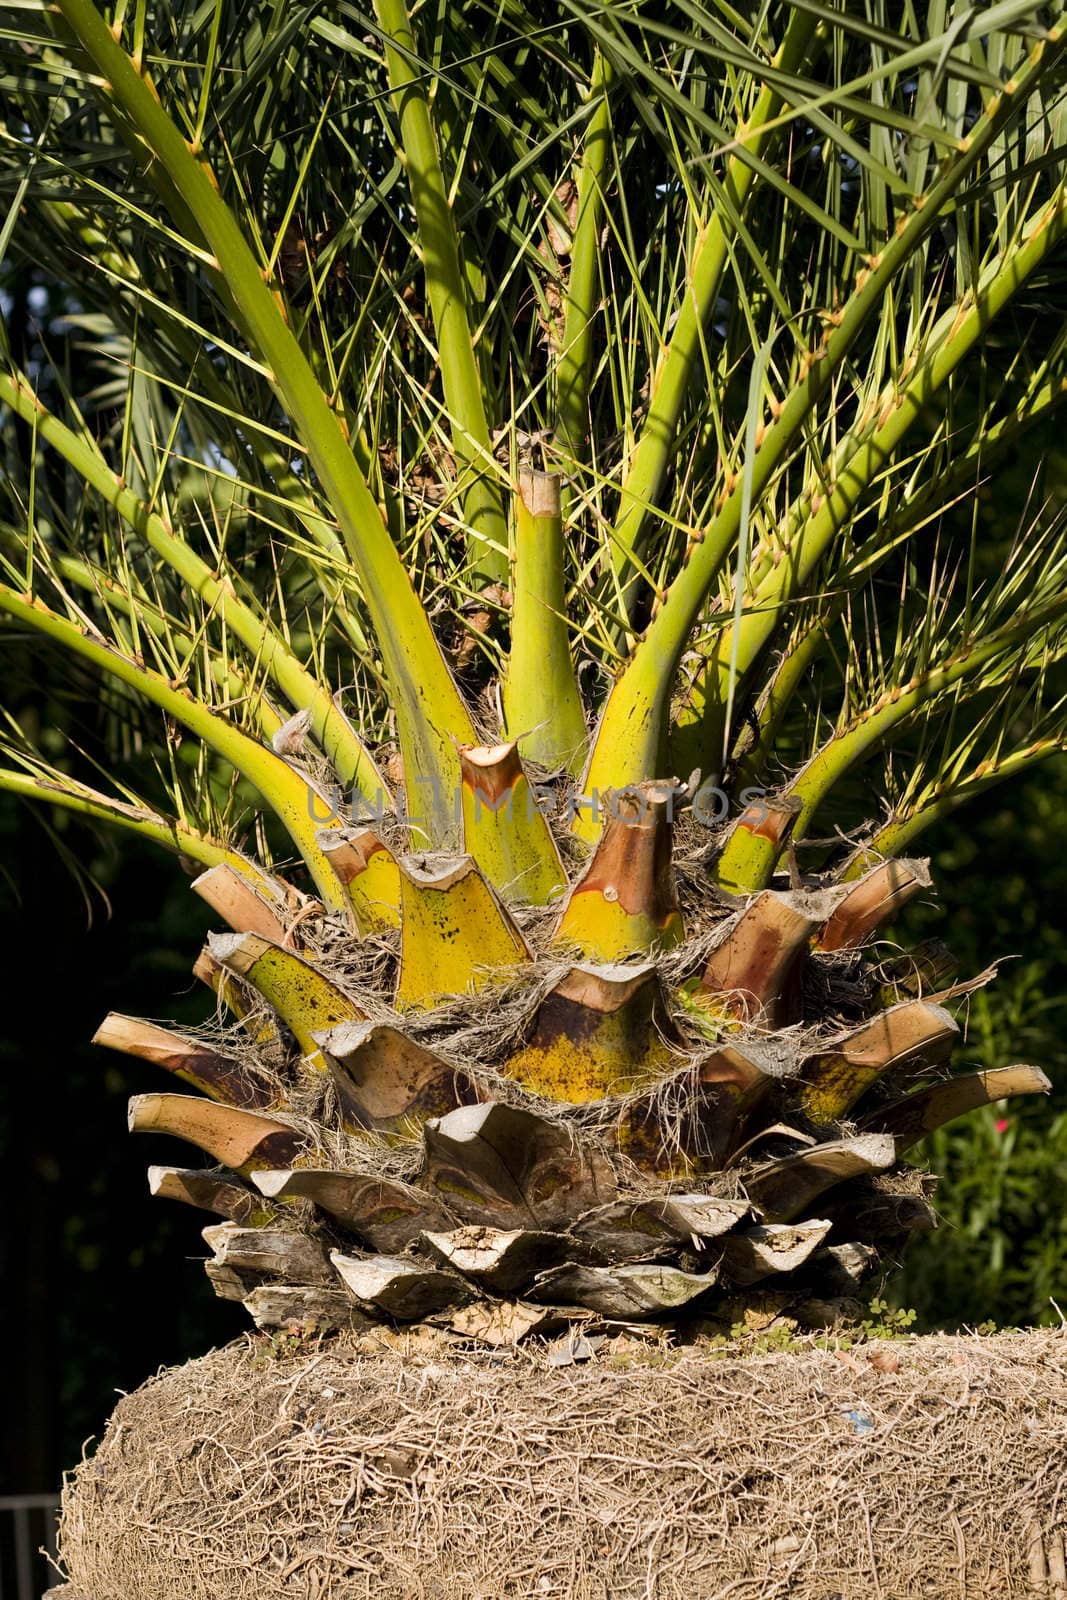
0 0 1064 899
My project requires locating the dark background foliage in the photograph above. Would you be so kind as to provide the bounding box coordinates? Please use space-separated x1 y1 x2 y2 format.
0 811 245 1495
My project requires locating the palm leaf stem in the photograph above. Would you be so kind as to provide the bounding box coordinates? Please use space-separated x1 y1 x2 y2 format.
502 467 586 772
554 47 614 458
0 368 385 798
50 554 285 745
0 583 353 914
53 0 480 836
715 589 1067 892
581 23 1067 826
843 738 1065 876
0 765 281 891
372 0 509 586
675 185 1067 768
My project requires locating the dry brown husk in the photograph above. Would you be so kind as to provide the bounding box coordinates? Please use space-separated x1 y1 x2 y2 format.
55 1326 1067 1600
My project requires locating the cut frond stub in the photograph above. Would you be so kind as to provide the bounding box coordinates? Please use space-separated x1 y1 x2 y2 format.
555 782 685 960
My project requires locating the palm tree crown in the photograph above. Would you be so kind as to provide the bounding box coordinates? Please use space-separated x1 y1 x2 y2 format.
0 0 1065 1332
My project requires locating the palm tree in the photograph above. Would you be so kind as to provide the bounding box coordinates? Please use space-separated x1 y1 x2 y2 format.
1 0 1066 1334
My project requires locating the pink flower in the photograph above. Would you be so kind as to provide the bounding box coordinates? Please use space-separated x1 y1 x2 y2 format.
995 1118 1011 1134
